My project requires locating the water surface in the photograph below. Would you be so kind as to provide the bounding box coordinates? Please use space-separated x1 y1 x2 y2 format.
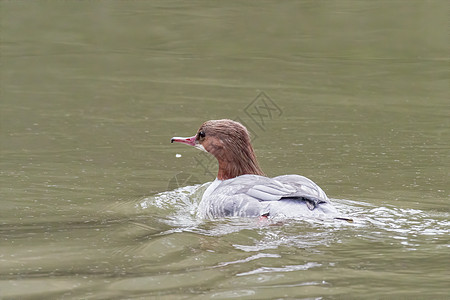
1 1 449 299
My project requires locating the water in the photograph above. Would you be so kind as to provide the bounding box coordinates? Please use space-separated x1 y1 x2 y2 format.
1 1 449 299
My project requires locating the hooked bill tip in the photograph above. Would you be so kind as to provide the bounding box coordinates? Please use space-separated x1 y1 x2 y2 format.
170 138 174 143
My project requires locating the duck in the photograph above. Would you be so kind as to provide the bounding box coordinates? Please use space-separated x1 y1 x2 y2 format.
171 119 340 219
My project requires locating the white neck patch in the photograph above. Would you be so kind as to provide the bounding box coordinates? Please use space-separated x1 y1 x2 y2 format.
195 144 207 153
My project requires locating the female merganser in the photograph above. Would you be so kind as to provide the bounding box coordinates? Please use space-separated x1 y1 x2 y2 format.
171 119 339 219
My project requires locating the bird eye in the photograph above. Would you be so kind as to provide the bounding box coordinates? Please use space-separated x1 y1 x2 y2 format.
198 131 206 138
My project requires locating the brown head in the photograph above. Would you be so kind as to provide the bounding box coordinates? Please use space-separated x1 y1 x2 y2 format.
171 119 265 180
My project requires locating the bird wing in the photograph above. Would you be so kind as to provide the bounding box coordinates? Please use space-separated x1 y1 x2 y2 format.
219 175 329 211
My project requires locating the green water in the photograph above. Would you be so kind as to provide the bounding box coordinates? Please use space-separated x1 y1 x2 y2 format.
1 1 449 299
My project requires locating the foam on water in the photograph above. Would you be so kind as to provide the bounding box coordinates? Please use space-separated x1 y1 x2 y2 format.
138 183 449 253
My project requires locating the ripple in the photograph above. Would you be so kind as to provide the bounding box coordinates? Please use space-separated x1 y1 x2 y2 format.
236 262 322 276
216 253 281 268
139 184 449 253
